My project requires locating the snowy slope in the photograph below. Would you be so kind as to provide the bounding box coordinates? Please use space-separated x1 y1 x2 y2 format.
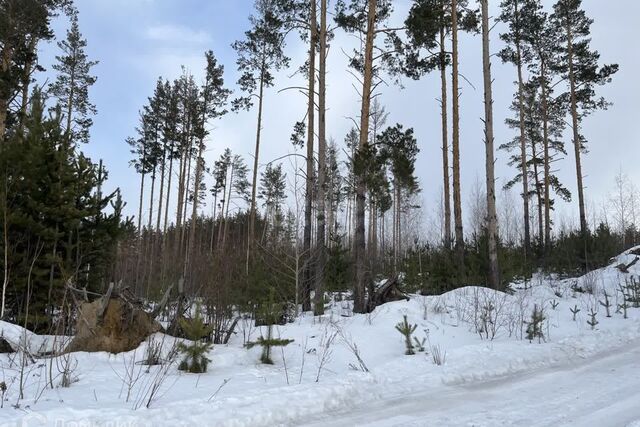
1 247 640 426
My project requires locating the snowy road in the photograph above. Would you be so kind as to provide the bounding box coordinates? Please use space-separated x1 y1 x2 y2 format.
301 342 640 427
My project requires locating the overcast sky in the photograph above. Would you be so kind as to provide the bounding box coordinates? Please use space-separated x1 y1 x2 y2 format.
37 0 639 234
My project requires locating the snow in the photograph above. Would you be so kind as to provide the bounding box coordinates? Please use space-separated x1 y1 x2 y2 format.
1 247 640 426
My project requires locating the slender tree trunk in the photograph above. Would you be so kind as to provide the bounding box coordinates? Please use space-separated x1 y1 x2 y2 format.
186 137 206 279
540 59 552 251
210 191 218 253
176 146 186 232
137 165 146 233
223 163 234 247
163 155 174 234
481 0 500 289
566 23 588 256
156 144 166 232
314 0 327 316
1 180 9 319
353 0 376 313
65 66 76 146
148 167 156 230
303 5 317 312
513 0 531 256
135 152 146 292
0 43 14 140
247 61 266 273
451 0 465 274
439 25 452 251
181 137 194 253
18 38 37 136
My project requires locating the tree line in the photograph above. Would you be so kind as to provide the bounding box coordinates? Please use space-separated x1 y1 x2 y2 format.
0 0 630 332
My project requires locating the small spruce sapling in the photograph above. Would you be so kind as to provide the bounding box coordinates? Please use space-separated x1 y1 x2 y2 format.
599 291 612 318
617 284 628 319
587 309 599 330
570 305 581 322
246 325 294 365
550 300 559 310
395 315 418 355
246 288 294 364
625 277 640 308
177 306 214 373
525 305 545 343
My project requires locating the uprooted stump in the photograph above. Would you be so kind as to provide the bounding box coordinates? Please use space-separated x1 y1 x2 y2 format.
66 291 161 354
0 336 14 353
366 275 409 313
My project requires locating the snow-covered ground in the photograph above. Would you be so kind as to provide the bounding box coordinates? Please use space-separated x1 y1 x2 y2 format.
1 248 640 427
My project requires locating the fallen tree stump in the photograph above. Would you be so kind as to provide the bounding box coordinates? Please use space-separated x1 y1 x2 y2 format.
66 284 161 354
366 275 409 312
616 256 639 274
0 336 14 353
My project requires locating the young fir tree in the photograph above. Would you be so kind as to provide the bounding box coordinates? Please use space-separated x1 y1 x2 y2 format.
48 13 98 147
1 91 125 330
177 306 214 373
550 0 618 257
246 289 294 364
233 0 289 272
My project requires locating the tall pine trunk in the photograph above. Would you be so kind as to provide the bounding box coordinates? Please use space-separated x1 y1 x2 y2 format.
439 25 452 251
156 144 166 232
481 0 500 289
314 0 327 316
354 0 377 313
302 4 317 312
247 69 265 273
0 43 14 140
539 59 552 251
513 0 531 255
451 0 465 274
566 23 588 260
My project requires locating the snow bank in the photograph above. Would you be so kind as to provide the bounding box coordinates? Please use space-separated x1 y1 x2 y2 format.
1 250 639 426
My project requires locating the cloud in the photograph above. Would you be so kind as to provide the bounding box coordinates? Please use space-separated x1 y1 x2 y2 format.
144 24 212 45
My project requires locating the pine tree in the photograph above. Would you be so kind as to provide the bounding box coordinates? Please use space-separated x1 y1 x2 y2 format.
335 0 401 313
498 0 539 255
378 124 419 273
185 51 231 280
480 0 500 289
259 163 287 242
48 13 98 147
1 91 125 330
404 0 477 252
501 80 571 247
233 0 289 272
550 0 618 256
0 0 72 139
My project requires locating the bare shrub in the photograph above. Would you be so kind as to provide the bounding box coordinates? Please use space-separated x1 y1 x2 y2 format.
315 325 338 382
430 343 446 366
334 324 369 373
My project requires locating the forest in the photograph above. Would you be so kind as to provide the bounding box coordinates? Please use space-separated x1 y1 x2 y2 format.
1 1 639 425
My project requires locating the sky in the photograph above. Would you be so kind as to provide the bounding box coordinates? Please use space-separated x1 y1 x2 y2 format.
37 0 640 236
